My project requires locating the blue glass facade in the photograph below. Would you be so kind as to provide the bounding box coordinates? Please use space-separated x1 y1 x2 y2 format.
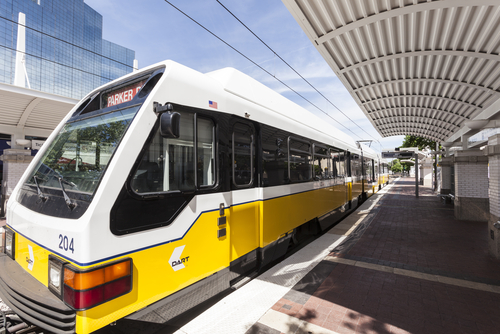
0 0 135 99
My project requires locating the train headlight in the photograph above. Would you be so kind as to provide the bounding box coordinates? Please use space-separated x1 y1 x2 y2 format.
4 228 15 259
48 255 66 297
63 258 132 310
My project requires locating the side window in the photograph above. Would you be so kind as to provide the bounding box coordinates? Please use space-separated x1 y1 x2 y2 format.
313 144 330 180
365 158 373 182
288 137 311 182
331 153 338 178
332 150 345 180
262 128 289 187
339 151 345 177
346 152 352 176
131 112 215 194
232 123 254 187
351 154 361 177
166 113 195 191
197 117 215 187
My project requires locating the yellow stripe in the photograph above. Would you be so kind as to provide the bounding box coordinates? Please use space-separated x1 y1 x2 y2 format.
13 184 351 333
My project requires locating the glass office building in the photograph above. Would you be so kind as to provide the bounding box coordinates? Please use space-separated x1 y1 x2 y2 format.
0 0 135 99
0 0 136 216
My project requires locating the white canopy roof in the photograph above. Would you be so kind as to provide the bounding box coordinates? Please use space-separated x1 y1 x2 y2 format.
282 0 500 143
0 83 77 139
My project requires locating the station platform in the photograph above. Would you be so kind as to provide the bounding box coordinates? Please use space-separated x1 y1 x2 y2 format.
169 177 500 334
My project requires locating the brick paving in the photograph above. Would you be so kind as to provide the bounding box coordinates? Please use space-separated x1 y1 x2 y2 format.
349 179 500 281
262 177 500 334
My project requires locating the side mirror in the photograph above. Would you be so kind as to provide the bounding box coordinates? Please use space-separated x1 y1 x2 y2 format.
160 112 181 138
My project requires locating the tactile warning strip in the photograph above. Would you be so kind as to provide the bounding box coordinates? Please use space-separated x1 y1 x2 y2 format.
174 232 346 334
325 255 500 294
174 182 397 334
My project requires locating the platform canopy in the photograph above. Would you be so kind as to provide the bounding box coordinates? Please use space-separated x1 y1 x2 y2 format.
0 82 78 140
282 0 500 143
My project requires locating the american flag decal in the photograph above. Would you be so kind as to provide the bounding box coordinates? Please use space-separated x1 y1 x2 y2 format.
209 100 218 109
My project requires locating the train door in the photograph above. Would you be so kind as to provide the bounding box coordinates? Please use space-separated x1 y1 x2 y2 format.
346 151 352 207
361 153 366 197
342 151 349 205
332 150 348 210
229 121 259 276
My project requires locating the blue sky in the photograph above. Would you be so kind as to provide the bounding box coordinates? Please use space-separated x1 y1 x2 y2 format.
84 0 405 151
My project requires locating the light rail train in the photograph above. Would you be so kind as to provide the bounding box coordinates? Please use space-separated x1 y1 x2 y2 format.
0 60 390 334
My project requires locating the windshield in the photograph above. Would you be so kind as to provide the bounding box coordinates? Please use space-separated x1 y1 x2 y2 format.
26 106 139 195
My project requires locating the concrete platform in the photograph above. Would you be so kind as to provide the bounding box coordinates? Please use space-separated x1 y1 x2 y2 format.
175 178 500 334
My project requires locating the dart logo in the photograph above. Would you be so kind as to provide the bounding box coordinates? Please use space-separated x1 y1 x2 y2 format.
169 245 190 271
26 245 35 271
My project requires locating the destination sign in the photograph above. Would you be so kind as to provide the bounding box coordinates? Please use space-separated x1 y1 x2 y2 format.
382 152 415 159
103 79 146 108
382 152 397 158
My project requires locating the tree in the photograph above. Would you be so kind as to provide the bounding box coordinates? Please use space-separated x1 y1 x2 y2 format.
400 160 413 173
391 160 402 173
401 135 437 150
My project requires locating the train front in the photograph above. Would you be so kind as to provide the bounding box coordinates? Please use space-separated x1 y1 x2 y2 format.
0 63 167 334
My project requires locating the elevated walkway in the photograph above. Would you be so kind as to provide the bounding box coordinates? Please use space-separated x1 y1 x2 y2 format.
175 177 500 334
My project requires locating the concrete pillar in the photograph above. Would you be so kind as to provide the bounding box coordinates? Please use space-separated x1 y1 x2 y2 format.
486 134 500 259
409 166 415 177
439 157 453 195
420 157 433 187
0 149 33 216
462 134 471 150
453 149 489 222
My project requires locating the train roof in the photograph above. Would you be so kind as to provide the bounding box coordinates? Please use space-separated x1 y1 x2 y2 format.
205 67 360 153
84 60 364 154
360 143 379 160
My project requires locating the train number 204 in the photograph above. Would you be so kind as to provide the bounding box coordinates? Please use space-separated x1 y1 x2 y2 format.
59 234 74 253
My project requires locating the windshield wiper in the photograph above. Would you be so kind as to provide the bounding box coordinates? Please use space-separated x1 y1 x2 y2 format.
59 177 78 189
33 176 48 202
58 177 77 210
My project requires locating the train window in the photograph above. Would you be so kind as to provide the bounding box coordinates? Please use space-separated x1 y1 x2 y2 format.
332 153 338 178
131 112 215 193
339 151 346 177
288 137 311 182
232 123 254 187
262 127 289 187
351 154 362 177
363 158 373 183
346 152 351 176
332 150 346 180
27 106 139 195
313 144 330 180
197 117 215 187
